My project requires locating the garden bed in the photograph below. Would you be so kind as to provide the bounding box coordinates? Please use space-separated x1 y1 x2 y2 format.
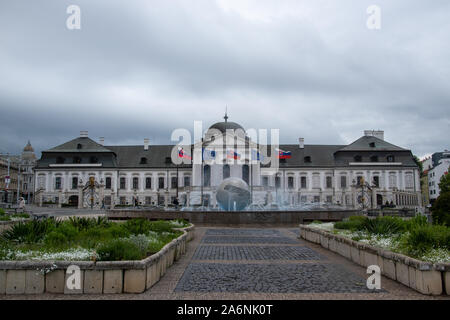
0 218 194 294
299 216 450 296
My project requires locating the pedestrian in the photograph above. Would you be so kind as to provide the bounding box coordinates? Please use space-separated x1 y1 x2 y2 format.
18 197 25 212
101 198 105 210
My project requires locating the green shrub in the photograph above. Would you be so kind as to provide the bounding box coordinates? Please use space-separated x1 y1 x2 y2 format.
311 220 322 225
148 220 174 233
0 215 10 221
431 192 450 226
123 218 152 235
44 231 69 248
1 219 59 244
0 208 6 215
334 216 368 231
404 224 450 255
364 216 406 235
68 216 110 231
96 238 144 261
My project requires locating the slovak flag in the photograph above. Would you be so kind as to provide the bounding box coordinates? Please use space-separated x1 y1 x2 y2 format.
178 147 191 159
227 149 241 160
276 148 291 159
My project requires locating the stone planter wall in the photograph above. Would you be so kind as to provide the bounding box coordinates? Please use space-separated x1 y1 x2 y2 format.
299 225 449 296
0 225 194 295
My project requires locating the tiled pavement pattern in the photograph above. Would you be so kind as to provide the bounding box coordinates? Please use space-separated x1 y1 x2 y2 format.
202 235 299 244
175 263 373 293
192 245 324 261
176 228 379 294
205 229 282 236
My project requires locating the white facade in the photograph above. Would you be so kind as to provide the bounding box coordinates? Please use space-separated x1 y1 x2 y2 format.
428 158 450 201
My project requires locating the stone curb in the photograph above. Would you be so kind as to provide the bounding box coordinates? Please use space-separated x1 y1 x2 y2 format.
299 224 449 296
0 224 194 294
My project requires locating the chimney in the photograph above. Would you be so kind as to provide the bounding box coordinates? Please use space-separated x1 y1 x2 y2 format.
144 138 149 151
99 137 105 145
299 138 304 149
364 130 384 141
80 130 88 138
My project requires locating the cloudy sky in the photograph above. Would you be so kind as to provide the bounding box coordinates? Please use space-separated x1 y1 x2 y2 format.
0 0 449 159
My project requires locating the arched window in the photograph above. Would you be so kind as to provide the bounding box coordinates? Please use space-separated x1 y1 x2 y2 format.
223 164 230 179
387 155 395 162
77 143 82 150
140 157 147 164
203 165 211 187
242 165 249 184
71 177 78 189
304 156 312 163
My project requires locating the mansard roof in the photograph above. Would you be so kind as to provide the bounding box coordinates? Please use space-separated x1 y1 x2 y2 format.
46 137 113 153
337 136 405 152
105 145 191 168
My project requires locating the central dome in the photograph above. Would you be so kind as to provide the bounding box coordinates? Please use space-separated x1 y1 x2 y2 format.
208 121 244 133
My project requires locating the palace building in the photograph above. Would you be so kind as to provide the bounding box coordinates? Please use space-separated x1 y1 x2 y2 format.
34 119 422 211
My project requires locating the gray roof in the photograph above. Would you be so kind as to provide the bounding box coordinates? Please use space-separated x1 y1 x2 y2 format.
106 145 191 169
208 121 244 133
36 135 416 169
46 137 113 153
337 136 405 152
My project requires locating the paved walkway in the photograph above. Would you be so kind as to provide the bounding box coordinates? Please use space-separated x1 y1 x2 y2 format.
3 226 447 300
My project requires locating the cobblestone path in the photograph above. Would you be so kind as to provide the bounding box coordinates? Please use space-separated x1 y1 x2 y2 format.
175 228 380 294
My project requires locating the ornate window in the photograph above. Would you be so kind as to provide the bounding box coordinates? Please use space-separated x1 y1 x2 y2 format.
145 177 152 189
223 164 230 179
203 165 211 187
140 157 147 164
387 155 395 162
55 177 62 190
300 176 307 189
71 177 78 189
304 156 312 163
242 165 249 184
326 176 332 189
132 177 139 190
354 155 362 162
288 176 294 189
340 176 347 188
120 177 126 189
184 176 190 187
370 155 378 162
105 177 112 189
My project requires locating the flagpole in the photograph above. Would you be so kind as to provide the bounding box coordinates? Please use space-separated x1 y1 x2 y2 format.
201 138 203 207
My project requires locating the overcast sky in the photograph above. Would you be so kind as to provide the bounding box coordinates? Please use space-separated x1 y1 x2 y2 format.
0 0 449 159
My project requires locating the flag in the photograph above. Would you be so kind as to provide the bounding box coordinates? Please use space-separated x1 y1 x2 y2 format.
227 149 241 160
251 149 263 161
276 148 291 159
178 147 191 159
202 148 216 160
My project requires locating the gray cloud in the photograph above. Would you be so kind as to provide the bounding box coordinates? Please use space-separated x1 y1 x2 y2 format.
0 0 449 158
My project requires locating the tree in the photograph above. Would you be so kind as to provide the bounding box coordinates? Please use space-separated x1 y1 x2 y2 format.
432 192 450 226
413 155 423 177
438 168 450 194
432 168 450 226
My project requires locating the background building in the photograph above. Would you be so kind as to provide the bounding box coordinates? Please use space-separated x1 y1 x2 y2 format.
427 150 450 204
34 121 422 211
0 141 36 204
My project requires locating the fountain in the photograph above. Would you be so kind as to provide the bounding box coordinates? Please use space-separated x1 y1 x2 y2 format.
216 177 251 211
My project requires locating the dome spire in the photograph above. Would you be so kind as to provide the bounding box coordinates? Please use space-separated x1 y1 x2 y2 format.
224 106 228 123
